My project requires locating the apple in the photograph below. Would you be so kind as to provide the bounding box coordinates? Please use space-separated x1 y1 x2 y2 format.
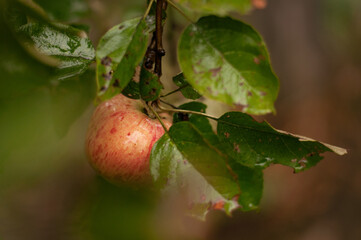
86 94 171 184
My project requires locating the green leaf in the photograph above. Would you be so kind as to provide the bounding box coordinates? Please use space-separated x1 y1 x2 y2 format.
177 0 252 15
217 112 347 172
122 79 140 99
96 18 149 101
18 22 95 80
0 20 55 100
228 162 263 211
139 66 162 101
150 132 239 220
178 15 279 115
33 0 89 22
173 101 217 144
173 73 201 100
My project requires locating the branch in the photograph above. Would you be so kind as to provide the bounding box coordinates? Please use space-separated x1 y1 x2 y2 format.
158 105 219 121
154 0 167 76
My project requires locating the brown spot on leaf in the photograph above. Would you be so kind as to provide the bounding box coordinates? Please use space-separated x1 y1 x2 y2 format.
247 91 253 97
213 201 225 210
101 56 112 66
210 67 222 77
113 79 120 87
253 57 260 64
150 88 157 95
233 143 240 153
298 159 307 167
224 132 230 138
118 25 124 30
102 71 113 81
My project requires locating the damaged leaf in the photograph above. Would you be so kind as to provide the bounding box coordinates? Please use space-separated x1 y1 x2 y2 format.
96 18 148 101
217 112 347 172
178 16 279 115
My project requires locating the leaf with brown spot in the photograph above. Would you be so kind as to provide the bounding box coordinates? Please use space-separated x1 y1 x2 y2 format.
217 112 347 172
95 18 149 101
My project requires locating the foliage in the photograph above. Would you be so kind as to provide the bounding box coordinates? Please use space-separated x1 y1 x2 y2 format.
0 0 346 225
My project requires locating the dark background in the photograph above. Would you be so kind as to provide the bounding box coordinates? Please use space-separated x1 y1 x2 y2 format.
0 0 360 239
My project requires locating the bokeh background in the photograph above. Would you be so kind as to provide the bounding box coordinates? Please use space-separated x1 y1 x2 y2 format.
1 0 360 239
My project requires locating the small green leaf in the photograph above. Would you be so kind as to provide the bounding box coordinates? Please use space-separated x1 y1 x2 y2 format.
18 22 95 80
217 112 347 172
139 67 162 101
173 73 201 100
96 18 149 101
122 79 140 99
173 101 217 144
178 16 279 115
177 0 252 15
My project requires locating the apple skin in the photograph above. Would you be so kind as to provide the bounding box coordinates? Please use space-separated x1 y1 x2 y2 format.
86 94 171 184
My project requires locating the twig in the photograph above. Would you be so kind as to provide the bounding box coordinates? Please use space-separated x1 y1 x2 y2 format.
166 0 195 23
161 84 189 97
159 99 179 109
154 0 167 76
158 105 219 121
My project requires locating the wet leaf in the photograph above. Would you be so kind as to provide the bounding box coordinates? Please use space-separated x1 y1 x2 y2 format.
0 18 55 100
96 18 149 101
139 67 162 101
172 73 201 100
18 22 95 80
217 112 347 172
177 0 252 15
178 15 279 115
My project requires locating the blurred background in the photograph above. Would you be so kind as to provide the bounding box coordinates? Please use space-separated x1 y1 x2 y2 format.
0 0 360 239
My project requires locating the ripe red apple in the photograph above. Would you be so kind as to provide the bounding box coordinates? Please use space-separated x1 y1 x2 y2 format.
86 94 171 184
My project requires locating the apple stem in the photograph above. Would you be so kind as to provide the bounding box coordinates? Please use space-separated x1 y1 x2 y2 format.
140 100 156 119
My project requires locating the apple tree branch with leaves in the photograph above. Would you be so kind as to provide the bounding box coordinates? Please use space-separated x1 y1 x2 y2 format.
1 0 347 220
